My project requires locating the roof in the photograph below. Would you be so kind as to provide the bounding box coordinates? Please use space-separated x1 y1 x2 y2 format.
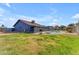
14 19 45 27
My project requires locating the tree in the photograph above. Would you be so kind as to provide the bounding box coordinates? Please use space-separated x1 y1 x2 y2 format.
66 23 75 33
1 24 5 28
76 22 79 34
54 25 60 30
59 25 66 31
0 24 6 32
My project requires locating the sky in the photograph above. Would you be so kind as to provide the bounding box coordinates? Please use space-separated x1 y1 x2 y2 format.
0 3 79 28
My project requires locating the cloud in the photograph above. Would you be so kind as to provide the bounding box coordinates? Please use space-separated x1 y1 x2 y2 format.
1 3 11 8
0 4 60 27
16 15 60 26
0 7 11 17
72 13 79 19
32 15 60 26
0 8 6 16
0 21 4 24
72 13 79 23
0 6 60 27
52 22 59 26
0 7 14 27
0 14 61 27
6 15 55 26
53 19 58 22
0 14 3 16
5 3 11 8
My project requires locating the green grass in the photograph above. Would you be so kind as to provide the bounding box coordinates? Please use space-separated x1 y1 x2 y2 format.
0 33 79 55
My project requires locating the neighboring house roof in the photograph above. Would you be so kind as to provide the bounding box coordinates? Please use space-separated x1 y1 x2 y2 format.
13 19 45 27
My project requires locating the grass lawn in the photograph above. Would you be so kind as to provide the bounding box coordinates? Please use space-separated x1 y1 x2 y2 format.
0 33 79 55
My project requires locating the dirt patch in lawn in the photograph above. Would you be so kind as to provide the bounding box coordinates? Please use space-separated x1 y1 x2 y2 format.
0 32 17 35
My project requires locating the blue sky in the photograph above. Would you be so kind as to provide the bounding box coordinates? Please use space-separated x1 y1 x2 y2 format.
0 3 79 28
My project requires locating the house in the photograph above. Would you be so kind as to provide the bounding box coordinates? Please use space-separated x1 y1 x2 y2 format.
13 19 48 33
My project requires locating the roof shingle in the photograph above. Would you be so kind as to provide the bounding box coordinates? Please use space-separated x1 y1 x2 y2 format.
14 19 45 27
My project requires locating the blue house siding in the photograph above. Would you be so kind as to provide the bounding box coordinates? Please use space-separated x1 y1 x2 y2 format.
14 21 33 33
